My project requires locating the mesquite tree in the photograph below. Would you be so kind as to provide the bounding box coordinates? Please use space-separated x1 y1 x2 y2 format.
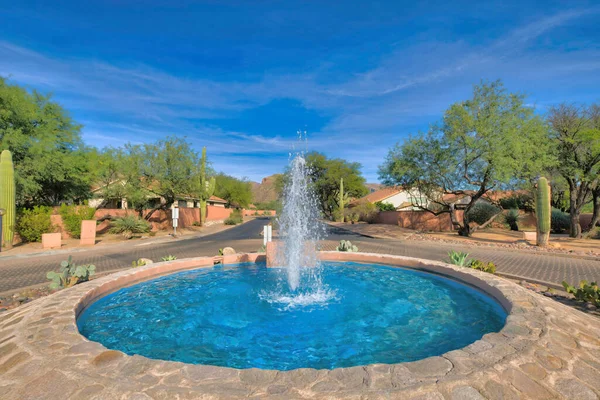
379 81 550 236
547 103 600 238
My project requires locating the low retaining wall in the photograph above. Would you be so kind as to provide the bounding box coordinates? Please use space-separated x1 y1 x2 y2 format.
50 207 277 239
376 210 463 231
1 253 598 399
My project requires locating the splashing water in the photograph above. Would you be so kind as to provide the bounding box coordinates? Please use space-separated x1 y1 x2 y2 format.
274 151 335 307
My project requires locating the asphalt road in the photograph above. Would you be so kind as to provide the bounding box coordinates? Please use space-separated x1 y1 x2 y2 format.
1 218 599 294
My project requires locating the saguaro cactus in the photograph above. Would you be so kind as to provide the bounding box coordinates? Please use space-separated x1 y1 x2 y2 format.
0 150 15 248
535 176 551 247
338 178 344 222
199 147 216 224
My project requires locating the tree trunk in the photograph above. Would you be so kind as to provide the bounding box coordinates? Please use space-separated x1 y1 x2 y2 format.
568 183 582 238
585 188 600 232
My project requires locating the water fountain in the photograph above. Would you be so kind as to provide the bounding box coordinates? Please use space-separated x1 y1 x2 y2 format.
76 146 508 371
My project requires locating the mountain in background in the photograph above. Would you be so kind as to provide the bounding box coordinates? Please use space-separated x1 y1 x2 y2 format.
251 174 282 203
365 183 384 193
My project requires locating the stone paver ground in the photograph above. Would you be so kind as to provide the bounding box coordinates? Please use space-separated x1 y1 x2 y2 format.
1 252 599 399
0 219 599 294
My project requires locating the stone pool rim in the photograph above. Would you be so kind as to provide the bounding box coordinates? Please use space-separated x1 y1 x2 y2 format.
2 252 599 399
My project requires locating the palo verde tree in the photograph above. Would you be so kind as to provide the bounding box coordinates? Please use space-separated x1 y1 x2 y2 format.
547 103 600 238
379 80 550 236
125 136 200 219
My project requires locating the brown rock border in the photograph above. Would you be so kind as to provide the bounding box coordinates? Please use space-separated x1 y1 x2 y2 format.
0 252 599 399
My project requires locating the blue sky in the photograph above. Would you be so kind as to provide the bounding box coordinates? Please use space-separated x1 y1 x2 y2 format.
1 1 599 182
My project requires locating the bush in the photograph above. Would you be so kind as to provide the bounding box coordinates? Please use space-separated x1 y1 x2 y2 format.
161 255 177 261
16 206 54 242
562 280 600 307
466 201 501 225
59 204 95 238
109 215 151 239
469 260 496 274
375 201 396 211
353 202 378 223
224 209 243 225
551 208 570 233
499 193 534 212
504 209 519 231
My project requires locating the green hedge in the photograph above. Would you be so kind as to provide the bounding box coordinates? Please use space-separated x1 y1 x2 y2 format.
17 206 54 242
59 205 95 238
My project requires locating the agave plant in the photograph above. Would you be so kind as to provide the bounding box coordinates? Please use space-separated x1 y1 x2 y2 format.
109 215 151 239
447 250 470 267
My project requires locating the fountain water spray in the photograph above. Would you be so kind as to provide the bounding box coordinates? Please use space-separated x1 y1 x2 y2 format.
276 153 324 290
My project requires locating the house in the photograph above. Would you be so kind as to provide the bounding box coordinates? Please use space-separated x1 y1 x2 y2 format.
352 187 431 211
89 180 226 210
207 195 227 208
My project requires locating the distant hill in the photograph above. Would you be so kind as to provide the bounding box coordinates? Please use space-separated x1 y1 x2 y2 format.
251 174 282 203
365 183 383 193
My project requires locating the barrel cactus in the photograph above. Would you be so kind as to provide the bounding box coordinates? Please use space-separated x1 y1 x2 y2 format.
0 150 15 249
535 177 551 247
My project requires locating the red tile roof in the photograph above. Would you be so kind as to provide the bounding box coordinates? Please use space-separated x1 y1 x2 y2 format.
209 195 227 203
355 187 402 204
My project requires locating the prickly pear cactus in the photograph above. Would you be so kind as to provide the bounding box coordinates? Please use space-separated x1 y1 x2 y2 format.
336 240 358 252
0 150 15 248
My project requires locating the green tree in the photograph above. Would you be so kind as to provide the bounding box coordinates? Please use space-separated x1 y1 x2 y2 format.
0 77 93 206
125 137 200 219
214 173 253 208
379 81 550 236
303 152 368 219
547 103 600 237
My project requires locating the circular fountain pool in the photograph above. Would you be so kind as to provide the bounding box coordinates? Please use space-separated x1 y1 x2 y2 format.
77 262 507 371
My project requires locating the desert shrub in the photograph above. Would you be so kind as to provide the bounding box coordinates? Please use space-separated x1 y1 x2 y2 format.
375 201 396 211
562 280 600 307
59 204 96 238
224 209 243 225
469 260 496 274
466 201 501 225
132 258 148 267
47 256 95 289
16 206 54 242
504 209 520 231
447 250 470 266
161 255 177 261
354 202 378 223
109 215 151 239
551 208 570 233
499 193 534 211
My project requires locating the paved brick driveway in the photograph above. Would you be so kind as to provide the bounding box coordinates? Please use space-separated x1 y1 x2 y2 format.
0 219 599 293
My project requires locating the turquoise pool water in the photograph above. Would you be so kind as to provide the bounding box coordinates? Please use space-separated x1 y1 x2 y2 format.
77 262 507 370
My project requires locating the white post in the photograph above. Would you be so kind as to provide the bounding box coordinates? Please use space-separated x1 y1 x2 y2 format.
267 225 272 242
263 226 268 246
172 205 180 236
